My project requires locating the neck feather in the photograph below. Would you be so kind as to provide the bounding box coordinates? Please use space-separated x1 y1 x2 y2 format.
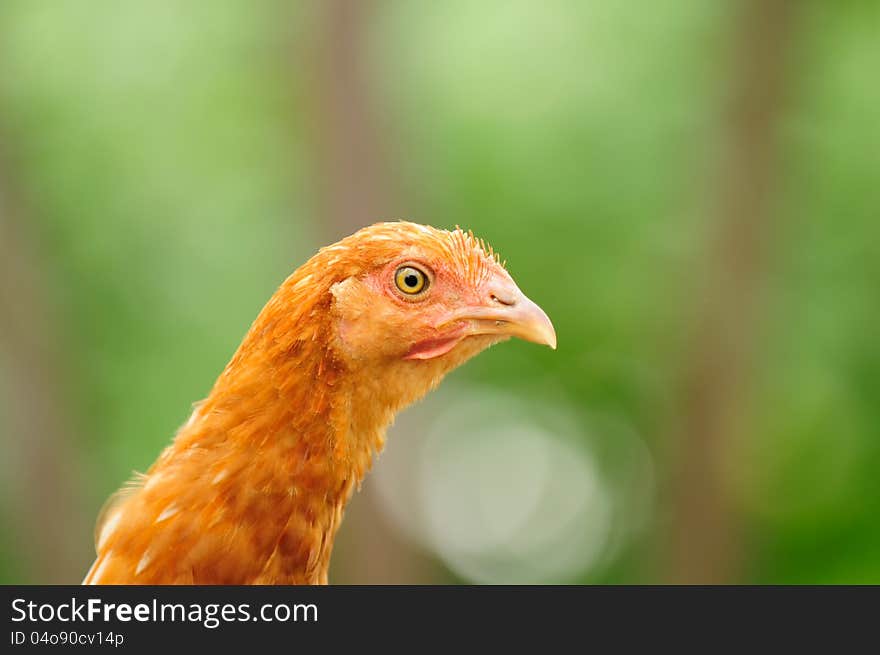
142 290 391 583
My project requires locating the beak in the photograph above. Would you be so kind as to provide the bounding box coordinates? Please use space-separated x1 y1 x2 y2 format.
443 275 557 349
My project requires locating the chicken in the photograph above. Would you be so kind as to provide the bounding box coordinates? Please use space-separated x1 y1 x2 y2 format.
82 221 555 584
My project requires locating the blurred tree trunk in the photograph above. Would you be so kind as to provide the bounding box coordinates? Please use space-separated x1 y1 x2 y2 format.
0 133 91 583
306 0 398 239
667 0 799 583
293 0 441 583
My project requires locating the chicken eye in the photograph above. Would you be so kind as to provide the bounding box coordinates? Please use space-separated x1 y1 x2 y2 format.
394 266 428 295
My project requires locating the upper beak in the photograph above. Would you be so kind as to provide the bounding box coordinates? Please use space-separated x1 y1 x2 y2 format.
444 275 557 349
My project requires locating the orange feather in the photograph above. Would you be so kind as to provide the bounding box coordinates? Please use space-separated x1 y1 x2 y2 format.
83 222 555 584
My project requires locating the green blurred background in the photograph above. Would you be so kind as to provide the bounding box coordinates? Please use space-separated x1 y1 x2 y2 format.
1 0 878 584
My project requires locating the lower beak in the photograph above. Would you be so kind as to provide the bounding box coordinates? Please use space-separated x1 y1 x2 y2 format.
447 279 557 350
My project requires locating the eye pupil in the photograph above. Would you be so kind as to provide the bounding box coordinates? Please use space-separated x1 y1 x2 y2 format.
404 274 419 288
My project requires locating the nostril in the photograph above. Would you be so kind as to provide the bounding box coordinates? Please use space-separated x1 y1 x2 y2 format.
490 292 516 306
